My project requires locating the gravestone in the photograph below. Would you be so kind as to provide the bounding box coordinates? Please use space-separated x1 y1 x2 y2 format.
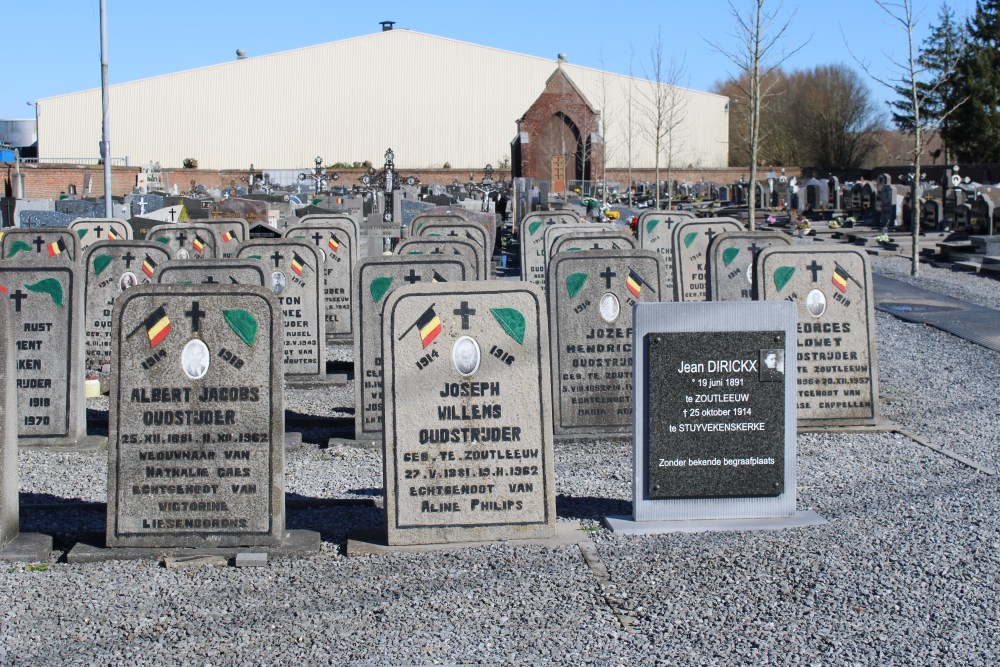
550 231 636 259
210 198 269 225
672 218 743 301
18 210 73 228
247 222 283 240
396 237 485 281
708 231 791 301
237 240 325 381
636 210 696 298
921 199 943 231
380 282 555 545
518 212 577 287
70 218 134 250
418 223 492 280
83 241 173 377
1 229 78 262
410 212 469 236
284 221 358 341
104 284 288 549
0 260 87 447
153 258 269 287
297 214 361 252
353 255 475 443
145 223 219 260
758 247 879 427
542 223 620 283
202 218 249 259
605 301 823 532
547 249 665 437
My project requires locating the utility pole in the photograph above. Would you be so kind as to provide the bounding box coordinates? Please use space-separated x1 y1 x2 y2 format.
100 0 112 218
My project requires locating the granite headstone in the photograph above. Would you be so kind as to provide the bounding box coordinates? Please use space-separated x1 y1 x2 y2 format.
284 221 357 341
707 231 791 301
146 223 219 260
70 218 134 250
672 218 743 301
1 229 78 262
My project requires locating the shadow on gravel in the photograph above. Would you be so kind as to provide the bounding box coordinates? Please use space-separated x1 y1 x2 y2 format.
286 503 382 546
556 494 631 521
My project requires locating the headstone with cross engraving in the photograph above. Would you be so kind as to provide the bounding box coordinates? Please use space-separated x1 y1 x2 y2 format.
0 260 86 446
145 223 219 260
105 284 286 548
83 241 173 377
636 210 696 298
283 220 357 341
757 247 879 427
152 258 269 288
672 218 743 302
542 223 621 285
409 213 469 237
237 240 325 380
518 212 581 287
296 214 361 256
547 249 665 437
396 237 485 281
70 218 134 251
1 228 79 262
202 218 249 259
380 282 555 545
707 231 791 301
417 223 492 280
550 231 637 259
0 296 18 546
353 255 475 443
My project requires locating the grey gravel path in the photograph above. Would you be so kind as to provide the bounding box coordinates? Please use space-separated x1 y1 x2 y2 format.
1 258 997 666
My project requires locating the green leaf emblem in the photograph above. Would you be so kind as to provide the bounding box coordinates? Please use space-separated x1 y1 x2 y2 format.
722 247 739 267
77 228 88 240
567 272 588 299
646 220 659 234
370 276 393 303
6 240 32 258
93 255 114 276
683 232 698 248
490 308 525 345
774 266 796 292
155 237 170 245
223 310 258 347
528 221 542 236
25 278 64 307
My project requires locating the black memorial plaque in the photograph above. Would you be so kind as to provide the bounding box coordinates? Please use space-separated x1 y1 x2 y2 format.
645 330 785 499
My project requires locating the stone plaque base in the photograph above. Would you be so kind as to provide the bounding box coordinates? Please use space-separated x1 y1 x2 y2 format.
326 436 380 450
65 529 321 564
284 432 303 450
346 521 581 557
554 431 630 444
19 435 107 453
798 418 899 434
285 373 348 389
0 533 53 562
603 511 826 535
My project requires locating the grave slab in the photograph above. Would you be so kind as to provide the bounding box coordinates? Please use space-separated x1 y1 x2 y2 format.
67 530 320 563
1 228 78 262
347 520 581 556
69 218 134 251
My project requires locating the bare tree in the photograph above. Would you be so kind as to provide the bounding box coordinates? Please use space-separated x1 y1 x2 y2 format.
710 1 804 230
596 55 616 210
852 0 966 276
623 46 637 207
640 29 687 210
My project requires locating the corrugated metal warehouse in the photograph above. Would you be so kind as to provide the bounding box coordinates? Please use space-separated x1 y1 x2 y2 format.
36 29 729 171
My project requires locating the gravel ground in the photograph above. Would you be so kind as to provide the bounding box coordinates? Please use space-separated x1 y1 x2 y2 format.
872 254 1000 310
1 264 997 665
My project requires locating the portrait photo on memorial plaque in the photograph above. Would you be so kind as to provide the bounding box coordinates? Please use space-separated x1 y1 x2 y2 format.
759 348 785 382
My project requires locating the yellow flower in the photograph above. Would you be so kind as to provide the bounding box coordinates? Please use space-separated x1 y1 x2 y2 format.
606 210 620 219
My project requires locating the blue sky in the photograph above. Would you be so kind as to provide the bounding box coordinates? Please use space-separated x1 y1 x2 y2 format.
3 0 978 121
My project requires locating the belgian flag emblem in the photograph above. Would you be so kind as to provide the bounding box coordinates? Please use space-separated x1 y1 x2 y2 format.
47 239 67 257
831 265 849 294
626 269 647 298
107 229 119 241
222 230 235 243
400 305 442 349
291 252 308 277
141 255 157 279
143 306 171 348
192 235 207 253
431 271 447 283
328 234 340 254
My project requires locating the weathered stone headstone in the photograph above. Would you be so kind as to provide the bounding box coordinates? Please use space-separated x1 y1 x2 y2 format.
202 218 249 259
672 218 743 302
1 228 78 262
211 198 268 225
547 249 665 437
396 237 485 281
105 284 286 548
70 218 134 250
354 255 475 443
708 231 791 301
605 301 823 532
518 212 576 287
758 247 879 427
636 210 696 298
237 240 325 380
542 223 620 284
381 282 555 545
145 223 219 260
296 214 361 253
83 241 173 377
0 260 86 446
153 258 269 287
550 231 637 258
0 297 17 547
418 223 492 280
409 212 469 237
283 221 357 341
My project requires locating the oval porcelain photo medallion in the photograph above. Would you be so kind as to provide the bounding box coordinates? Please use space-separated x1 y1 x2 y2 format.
451 335 481 376
806 289 827 318
181 339 211 380
599 292 621 323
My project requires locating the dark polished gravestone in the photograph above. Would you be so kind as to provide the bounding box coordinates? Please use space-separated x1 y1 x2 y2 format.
1 228 79 262
202 218 250 259
605 301 825 534
757 246 880 428
89 284 317 555
83 241 173 377
153 258 269 288
284 221 357 341
353 255 475 444
708 231 790 301
418 222 493 280
636 209 696 298
518 212 580 287
237 239 327 383
70 218 134 251
0 297 53 561
396 237 485 281
547 249 665 437
0 260 92 448
378 282 556 546
550 231 637 258
145 223 219 260
671 218 743 302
